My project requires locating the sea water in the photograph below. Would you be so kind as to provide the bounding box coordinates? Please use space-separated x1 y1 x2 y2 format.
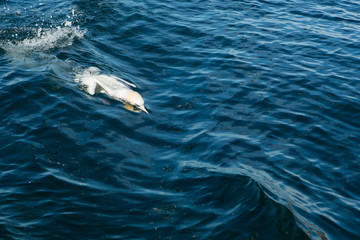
1 0 359 239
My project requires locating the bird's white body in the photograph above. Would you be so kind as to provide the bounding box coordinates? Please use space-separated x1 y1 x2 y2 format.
75 67 148 113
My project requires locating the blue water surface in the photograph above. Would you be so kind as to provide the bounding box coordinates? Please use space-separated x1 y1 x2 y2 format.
1 0 360 239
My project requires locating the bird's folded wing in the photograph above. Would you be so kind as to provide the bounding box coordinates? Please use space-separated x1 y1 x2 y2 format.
111 75 137 88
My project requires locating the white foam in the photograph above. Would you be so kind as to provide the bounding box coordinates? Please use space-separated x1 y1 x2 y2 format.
3 25 86 54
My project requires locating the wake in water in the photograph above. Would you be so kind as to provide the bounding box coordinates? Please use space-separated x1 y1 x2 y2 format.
0 2 86 61
0 3 87 89
0 18 86 65
2 25 85 54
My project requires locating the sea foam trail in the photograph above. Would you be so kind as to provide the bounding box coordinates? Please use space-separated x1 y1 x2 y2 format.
1 25 86 54
0 4 85 56
0 23 86 70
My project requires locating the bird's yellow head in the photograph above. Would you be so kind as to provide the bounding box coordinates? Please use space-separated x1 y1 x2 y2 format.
126 91 149 114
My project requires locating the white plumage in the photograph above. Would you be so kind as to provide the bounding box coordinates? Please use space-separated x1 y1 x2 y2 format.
76 67 148 113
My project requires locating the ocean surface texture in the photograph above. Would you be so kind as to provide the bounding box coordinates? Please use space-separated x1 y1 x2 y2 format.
1 0 359 239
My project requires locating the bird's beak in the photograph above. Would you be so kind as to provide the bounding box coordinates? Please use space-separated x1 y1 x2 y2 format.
140 105 149 114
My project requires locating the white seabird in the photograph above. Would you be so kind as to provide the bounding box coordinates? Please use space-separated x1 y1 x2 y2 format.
75 67 149 114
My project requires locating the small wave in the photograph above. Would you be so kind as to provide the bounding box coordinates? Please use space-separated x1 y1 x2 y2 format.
182 160 328 240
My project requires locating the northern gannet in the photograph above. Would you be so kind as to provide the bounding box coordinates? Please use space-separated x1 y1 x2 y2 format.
76 67 148 114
